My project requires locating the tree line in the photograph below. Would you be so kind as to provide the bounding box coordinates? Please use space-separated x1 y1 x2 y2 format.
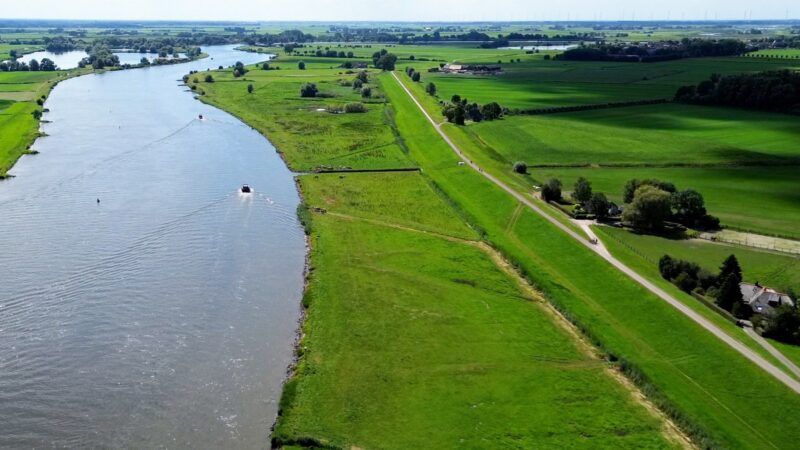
675 70 800 114
559 38 748 62
0 57 57 72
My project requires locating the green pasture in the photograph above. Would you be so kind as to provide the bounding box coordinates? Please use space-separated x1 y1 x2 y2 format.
197 61 410 171
405 57 800 110
383 72 800 449
596 226 800 293
274 173 673 448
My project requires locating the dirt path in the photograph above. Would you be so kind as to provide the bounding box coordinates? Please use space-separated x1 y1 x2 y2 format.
391 71 800 395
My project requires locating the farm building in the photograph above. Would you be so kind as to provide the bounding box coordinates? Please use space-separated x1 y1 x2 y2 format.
442 63 502 74
740 283 795 315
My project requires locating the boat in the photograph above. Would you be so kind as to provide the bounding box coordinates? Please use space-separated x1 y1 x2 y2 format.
241 184 252 193
198 114 204 120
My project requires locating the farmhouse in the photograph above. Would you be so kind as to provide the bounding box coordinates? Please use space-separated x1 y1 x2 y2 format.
442 63 502 74
740 282 795 315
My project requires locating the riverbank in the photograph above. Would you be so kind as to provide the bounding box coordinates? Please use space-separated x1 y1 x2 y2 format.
193 56 695 448
0 68 91 177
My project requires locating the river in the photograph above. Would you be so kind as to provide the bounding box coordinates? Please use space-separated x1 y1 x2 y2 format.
0 45 306 448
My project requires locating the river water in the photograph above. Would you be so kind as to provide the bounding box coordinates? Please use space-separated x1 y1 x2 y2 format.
0 46 306 448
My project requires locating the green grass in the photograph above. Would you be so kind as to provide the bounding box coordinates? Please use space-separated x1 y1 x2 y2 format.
382 71 800 449
275 174 673 449
0 70 68 175
197 63 411 171
413 57 800 110
199 60 682 448
595 226 800 293
530 166 800 240
470 103 800 167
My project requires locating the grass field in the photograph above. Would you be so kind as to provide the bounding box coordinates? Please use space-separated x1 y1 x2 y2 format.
0 70 68 176
198 60 688 448
595 226 800 294
275 173 676 449
196 60 410 171
395 76 800 238
384 72 800 449
404 56 800 109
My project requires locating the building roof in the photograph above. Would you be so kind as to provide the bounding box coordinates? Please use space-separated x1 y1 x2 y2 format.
740 283 795 314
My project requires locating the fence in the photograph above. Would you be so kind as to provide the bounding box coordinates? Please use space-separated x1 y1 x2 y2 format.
697 235 800 256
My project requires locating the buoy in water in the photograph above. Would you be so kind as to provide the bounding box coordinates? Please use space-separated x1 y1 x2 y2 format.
240 184 252 194
198 114 204 120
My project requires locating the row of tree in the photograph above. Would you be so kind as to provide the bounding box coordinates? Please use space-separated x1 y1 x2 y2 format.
538 176 719 230
660 254 752 318
441 95 503 125
622 178 719 231
560 38 748 62
77 44 119 69
0 57 57 72
675 70 800 114
539 177 611 218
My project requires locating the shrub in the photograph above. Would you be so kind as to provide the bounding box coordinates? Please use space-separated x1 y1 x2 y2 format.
361 87 372 98
298 61 306 70
411 72 421 82
204 74 214 83
426 82 437 95
300 83 318 98
513 161 527 174
247 84 254 94
344 102 367 113
541 178 562 202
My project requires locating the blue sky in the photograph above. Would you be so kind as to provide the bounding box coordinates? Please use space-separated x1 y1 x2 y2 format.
2 0 796 22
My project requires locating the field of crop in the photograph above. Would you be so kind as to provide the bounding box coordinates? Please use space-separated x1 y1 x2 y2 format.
384 72 800 449
596 226 800 293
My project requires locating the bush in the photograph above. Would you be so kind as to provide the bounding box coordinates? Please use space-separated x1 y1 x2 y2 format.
247 84 254 94
513 161 527 174
411 72 421 82
204 74 214 83
300 83 318 98
426 82 437 96
298 61 306 70
541 178 562 202
361 87 372 98
344 102 367 113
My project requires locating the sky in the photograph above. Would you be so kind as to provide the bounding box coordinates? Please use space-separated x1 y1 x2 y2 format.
1 0 796 22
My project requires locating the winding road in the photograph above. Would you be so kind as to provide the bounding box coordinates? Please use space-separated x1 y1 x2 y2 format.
391 71 800 394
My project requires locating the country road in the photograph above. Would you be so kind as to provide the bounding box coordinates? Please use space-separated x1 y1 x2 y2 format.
391 71 800 394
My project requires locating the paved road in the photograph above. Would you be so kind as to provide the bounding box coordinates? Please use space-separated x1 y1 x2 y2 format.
391 71 800 394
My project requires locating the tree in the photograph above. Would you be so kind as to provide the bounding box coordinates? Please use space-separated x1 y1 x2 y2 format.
541 178 562 202
375 53 397 71
572 177 593 206
622 185 672 230
426 82 437 96
361 87 372 98
480 102 503 120
716 273 743 312
261 62 270 70
356 71 368 83
39 58 56 71
28 59 39 71
513 161 527 174
465 103 482 122
140 57 151 66
300 83 318 98
623 179 676 203
672 189 707 225
352 79 364 89
411 71 421 82
31 110 42 120
247 83 254 94
451 94 461 104
587 192 610 219
298 61 306 70
718 255 743 285
762 305 800 344
204 74 214 83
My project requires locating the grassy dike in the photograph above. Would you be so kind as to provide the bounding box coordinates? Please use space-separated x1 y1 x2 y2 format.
194 63 686 448
383 73 800 449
